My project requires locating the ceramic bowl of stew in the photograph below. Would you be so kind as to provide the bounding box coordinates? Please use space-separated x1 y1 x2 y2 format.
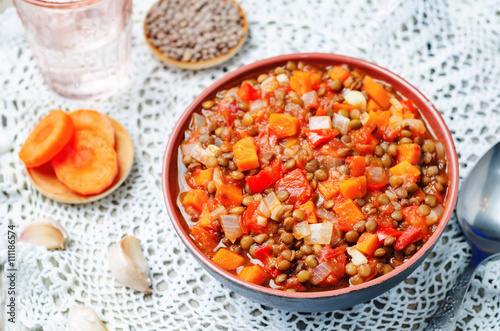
162 53 459 312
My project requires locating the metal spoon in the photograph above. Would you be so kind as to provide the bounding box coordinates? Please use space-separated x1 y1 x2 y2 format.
426 141 500 330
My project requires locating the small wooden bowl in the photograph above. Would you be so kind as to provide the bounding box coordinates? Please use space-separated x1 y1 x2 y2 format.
144 0 248 70
27 117 134 204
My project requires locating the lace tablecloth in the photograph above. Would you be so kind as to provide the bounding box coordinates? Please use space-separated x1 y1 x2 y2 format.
1 0 499 330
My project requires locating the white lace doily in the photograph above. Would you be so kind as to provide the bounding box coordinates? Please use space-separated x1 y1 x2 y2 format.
1 0 499 330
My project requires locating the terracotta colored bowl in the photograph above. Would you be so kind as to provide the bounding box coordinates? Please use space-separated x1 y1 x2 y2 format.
162 53 459 312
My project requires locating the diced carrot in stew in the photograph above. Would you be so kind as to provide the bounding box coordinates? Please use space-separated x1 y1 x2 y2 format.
238 265 267 285
190 224 220 252
182 189 210 214
268 114 299 139
397 143 421 165
334 199 365 231
328 66 351 82
366 99 381 111
333 103 358 112
356 232 381 256
213 248 245 270
215 184 243 208
233 137 260 172
362 76 391 109
389 160 421 181
338 176 367 200
193 168 214 188
299 200 318 224
275 169 314 206
317 179 339 200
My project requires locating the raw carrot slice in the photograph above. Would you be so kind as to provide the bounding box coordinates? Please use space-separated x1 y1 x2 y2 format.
69 109 115 147
19 110 74 168
51 129 118 196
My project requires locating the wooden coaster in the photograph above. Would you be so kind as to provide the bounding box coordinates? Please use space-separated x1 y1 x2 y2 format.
26 117 134 204
144 0 248 70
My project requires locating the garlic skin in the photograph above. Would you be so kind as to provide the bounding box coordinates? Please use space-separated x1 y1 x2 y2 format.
109 236 152 294
68 306 108 331
19 218 68 250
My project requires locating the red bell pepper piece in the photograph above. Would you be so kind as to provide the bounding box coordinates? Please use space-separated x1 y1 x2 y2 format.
318 244 347 263
393 227 423 250
351 122 379 155
306 129 339 149
246 159 283 193
237 82 259 102
275 169 313 206
346 156 366 177
375 227 403 243
242 200 265 234
254 245 273 260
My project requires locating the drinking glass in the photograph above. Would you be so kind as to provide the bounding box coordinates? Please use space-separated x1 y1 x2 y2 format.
13 0 133 99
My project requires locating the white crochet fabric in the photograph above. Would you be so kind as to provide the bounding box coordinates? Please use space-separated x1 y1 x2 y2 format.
1 0 499 330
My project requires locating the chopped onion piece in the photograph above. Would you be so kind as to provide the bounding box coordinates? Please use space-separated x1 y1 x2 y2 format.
344 91 366 111
436 142 445 160
304 223 333 245
257 201 271 218
224 87 239 99
390 97 403 112
210 205 227 220
310 262 334 285
434 204 444 217
309 116 332 130
276 73 290 85
316 208 336 222
250 100 268 113
347 247 368 266
360 112 370 125
293 221 311 240
271 204 293 221
256 215 268 227
263 192 281 213
181 142 214 166
213 167 223 188
333 113 350 134
403 119 426 135
323 156 343 169
221 215 243 243
192 113 207 129
207 144 221 155
389 115 403 127
426 210 439 226
301 91 318 107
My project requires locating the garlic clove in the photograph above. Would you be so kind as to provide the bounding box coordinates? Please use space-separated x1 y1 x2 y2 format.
68 306 108 331
109 236 152 294
19 218 68 250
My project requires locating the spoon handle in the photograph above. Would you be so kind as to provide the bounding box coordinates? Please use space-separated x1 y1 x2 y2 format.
425 263 475 331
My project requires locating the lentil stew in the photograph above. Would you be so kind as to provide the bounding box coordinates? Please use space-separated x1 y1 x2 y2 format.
176 61 449 292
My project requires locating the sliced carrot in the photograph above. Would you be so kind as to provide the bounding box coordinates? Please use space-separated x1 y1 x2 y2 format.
299 200 317 224
356 232 381 256
238 265 267 285
69 109 115 147
182 189 210 214
333 103 357 112
19 110 74 168
51 129 118 196
397 143 422 165
317 179 339 200
366 99 381 111
362 76 391 110
215 184 243 208
268 114 299 139
389 160 421 181
334 199 365 231
233 137 259 172
290 70 314 95
193 168 214 188
338 176 367 200
213 248 245 270
328 66 351 82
